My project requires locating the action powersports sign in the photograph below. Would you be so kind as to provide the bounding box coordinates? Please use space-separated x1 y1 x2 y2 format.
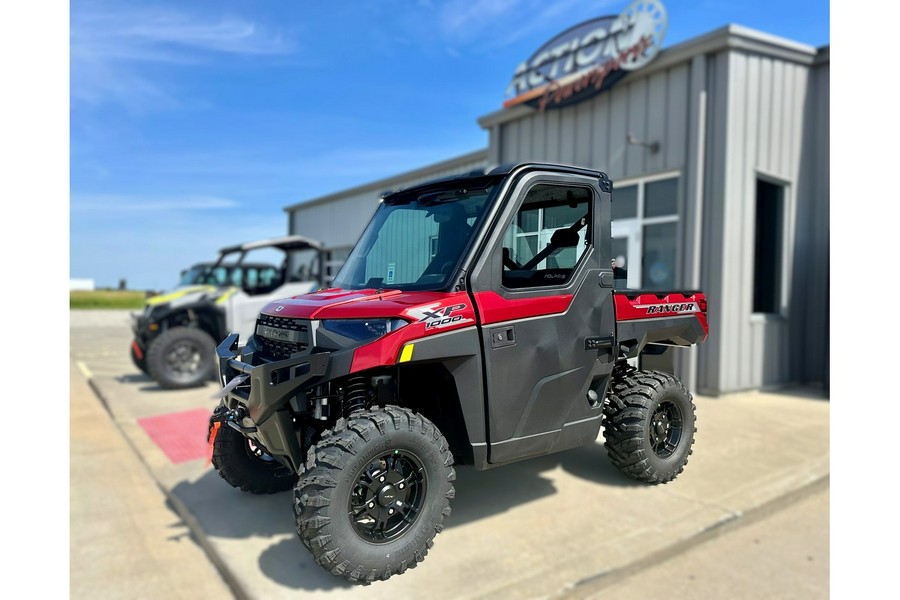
504 0 667 112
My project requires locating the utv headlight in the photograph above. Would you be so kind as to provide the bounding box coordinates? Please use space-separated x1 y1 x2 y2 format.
319 318 408 342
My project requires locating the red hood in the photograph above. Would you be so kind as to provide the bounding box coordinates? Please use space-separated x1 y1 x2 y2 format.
261 288 478 375
260 288 465 321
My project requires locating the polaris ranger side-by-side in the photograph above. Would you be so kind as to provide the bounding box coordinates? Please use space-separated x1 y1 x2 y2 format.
208 163 709 584
131 236 325 389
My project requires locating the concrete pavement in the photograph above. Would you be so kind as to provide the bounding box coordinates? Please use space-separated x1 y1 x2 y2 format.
70 309 830 598
585 484 829 600
70 361 232 599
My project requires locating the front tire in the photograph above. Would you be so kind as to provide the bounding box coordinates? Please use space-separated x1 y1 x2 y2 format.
211 424 298 494
145 326 216 389
602 369 696 484
294 406 456 584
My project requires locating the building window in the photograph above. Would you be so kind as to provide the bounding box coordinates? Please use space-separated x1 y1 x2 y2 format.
611 174 680 289
753 179 784 314
502 184 592 289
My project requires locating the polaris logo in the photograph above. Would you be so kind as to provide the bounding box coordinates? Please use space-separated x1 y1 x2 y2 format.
639 302 697 315
256 324 305 343
259 325 290 340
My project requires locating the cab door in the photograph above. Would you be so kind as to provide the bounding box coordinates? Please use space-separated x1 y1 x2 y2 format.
468 171 617 465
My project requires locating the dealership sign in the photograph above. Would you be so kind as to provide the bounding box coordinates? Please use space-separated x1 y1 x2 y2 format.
504 0 667 111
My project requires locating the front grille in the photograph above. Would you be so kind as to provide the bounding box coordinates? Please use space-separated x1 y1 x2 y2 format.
255 315 310 361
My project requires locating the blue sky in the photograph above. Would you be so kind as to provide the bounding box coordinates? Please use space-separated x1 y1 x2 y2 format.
70 0 829 291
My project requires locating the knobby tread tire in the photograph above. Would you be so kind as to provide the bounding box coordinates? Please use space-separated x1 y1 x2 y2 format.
602 369 697 484
293 405 456 584
211 424 298 494
145 326 216 390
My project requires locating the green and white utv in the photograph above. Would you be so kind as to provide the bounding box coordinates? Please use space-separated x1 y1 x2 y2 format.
130 235 325 389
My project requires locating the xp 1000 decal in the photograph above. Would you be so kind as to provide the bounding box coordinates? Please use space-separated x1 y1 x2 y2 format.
409 303 473 331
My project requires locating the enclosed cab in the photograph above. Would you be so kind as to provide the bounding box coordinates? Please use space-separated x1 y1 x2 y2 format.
130 235 325 389
208 163 708 583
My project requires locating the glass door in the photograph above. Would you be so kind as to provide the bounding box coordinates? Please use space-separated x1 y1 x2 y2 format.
611 219 641 288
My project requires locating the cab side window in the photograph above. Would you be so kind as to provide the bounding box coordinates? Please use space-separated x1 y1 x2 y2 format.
501 184 591 289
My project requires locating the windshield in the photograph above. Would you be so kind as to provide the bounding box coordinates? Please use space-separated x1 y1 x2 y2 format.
178 262 280 288
179 264 229 286
333 182 497 291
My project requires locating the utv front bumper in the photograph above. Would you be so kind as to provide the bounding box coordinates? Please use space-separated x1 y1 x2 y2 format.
214 333 332 471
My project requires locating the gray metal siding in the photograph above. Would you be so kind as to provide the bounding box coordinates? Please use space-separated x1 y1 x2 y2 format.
697 52 729 394
493 65 692 180
700 50 827 393
796 59 829 389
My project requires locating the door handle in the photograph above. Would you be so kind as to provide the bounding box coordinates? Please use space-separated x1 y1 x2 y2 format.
599 272 614 288
490 326 516 349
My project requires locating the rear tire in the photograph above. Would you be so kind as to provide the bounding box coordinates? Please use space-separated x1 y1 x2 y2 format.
211 424 299 494
294 406 456 584
602 369 696 484
145 326 216 389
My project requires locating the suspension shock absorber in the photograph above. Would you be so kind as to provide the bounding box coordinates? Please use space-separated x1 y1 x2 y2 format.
342 375 370 416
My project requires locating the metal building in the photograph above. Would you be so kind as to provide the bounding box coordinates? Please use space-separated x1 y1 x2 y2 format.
285 21 829 396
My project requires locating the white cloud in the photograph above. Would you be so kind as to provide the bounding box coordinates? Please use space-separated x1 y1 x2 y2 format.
71 194 240 212
71 3 297 110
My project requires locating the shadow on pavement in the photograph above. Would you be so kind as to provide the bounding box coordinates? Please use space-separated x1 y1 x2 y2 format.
136 383 218 394
115 373 152 384
258 538 355 591
173 472 294 539
171 440 638 591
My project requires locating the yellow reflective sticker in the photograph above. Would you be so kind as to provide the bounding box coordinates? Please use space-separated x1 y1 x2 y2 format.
215 287 238 304
398 344 414 363
145 285 215 305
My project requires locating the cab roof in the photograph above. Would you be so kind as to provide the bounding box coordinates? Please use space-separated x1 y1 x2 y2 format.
218 234 323 255
379 162 607 202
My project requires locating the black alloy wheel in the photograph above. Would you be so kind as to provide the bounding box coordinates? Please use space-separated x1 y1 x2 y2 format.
602 369 697 484
648 400 684 458
294 406 455 584
349 450 427 543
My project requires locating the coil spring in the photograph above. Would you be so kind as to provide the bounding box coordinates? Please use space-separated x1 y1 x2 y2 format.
343 375 370 416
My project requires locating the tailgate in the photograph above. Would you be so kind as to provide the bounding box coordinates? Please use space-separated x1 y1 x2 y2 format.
613 290 708 355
